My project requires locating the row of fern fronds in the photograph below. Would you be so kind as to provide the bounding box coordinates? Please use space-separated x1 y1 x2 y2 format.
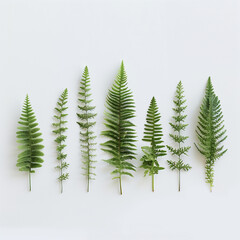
16 62 227 194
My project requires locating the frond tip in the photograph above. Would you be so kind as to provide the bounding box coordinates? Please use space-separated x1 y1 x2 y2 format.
195 77 227 192
53 88 69 193
101 62 137 195
140 96 166 192
16 95 44 191
77 66 97 192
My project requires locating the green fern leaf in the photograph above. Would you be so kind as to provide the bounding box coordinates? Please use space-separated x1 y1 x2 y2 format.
167 81 191 191
77 66 97 192
16 95 44 191
53 89 69 193
101 61 137 195
140 97 166 192
195 77 227 192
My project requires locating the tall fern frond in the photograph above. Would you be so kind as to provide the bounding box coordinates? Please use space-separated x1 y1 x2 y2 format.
140 97 166 192
101 61 137 195
53 89 69 193
16 95 44 191
167 81 191 192
195 77 227 192
77 66 97 192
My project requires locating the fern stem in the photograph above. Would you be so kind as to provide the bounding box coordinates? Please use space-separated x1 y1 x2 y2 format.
177 92 183 193
84 81 91 192
27 101 32 192
87 177 90 192
59 107 63 194
119 175 122 195
60 137 63 193
178 170 180 192
118 76 123 195
60 177 63 193
152 175 154 192
29 171 31 192
152 110 156 193
178 99 181 192
86 117 90 193
151 152 155 192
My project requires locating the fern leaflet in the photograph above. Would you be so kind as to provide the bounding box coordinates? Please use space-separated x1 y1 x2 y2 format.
167 81 191 191
140 97 166 192
101 61 137 195
16 95 44 191
195 77 227 192
53 88 69 193
77 66 97 192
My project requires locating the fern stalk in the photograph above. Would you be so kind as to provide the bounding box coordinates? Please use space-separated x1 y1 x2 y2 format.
101 61 137 195
77 66 97 192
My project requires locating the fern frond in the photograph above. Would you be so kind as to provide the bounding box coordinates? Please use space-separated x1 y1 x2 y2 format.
17 95 44 191
167 81 191 191
101 61 137 195
77 66 97 192
53 88 69 193
195 77 227 192
140 97 166 192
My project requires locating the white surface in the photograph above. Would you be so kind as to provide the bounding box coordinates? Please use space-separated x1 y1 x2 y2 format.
0 0 239 239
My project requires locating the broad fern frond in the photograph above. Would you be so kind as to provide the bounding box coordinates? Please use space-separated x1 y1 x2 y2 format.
140 97 166 192
16 95 44 191
195 77 227 192
77 66 97 192
101 61 137 195
53 89 69 193
167 81 191 191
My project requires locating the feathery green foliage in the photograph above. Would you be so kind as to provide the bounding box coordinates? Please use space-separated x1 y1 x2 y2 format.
167 81 191 191
101 61 137 195
140 97 166 192
195 77 227 192
16 95 44 191
77 66 97 192
53 89 69 193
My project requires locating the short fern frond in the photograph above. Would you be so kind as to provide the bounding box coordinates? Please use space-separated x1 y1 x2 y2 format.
140 97 166 192
17 95 44 191
167 81 191 191
101 61 137 195
53 88 69 193
195 77 227 192
77 66 97 192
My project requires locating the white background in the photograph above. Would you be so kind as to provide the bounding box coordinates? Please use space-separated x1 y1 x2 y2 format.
0 0 239 239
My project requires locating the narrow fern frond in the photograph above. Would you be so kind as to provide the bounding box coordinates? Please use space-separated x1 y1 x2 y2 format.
167 81 191 191
17 95 44 191
195 77 227 192
53 89 69 193
101 61 137 195
140 97 166 192
77 66 97 192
